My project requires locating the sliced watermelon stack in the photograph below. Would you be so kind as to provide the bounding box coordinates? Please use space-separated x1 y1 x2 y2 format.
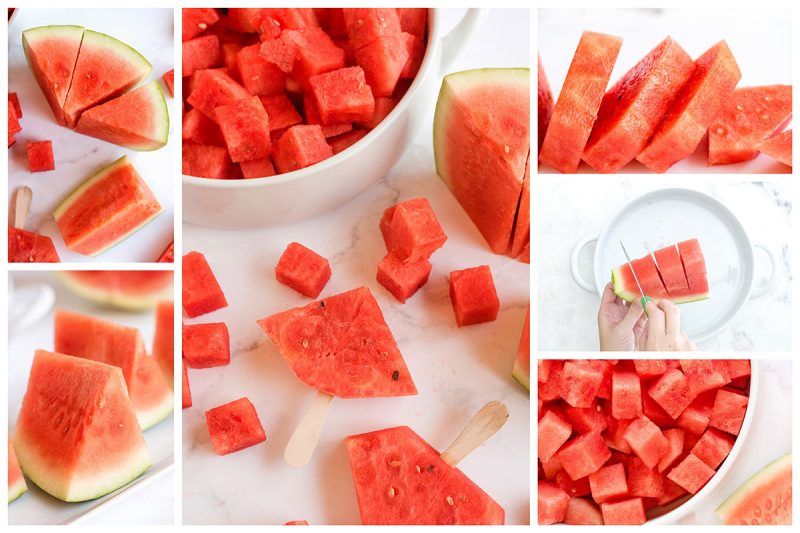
538 359 751 525
180 8 428 179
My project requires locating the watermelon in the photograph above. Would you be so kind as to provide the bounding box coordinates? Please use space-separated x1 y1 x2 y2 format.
182 251 228 317
342 8 401 50
257 287 417 398
54 310 173 430
540 31 622 173
623 416 669 469
667 454 715 494
162 69 174 96
376 254 431 303
215 95 271 163
611 370 642 420
537 55 553 153
357 95 396 129
8 226 60 263
538 410 572 464
508 155 530 260
205 397 266 455
538 481 569 525
329 129 368 154
153 300 174 388
676 393 714 436
272 125 333 173
22 25 85 125
690 428 734 469
559 362 604 408
588 463 628 503
182 8 220 41
58 270 172 310
26 140 55 172
275 242 332 298
353 35 408 97
284 520 309 525
657 428 685 473
564 497 604 525
709 389 748 435
158 241 175 263
757 129 792 167
183 143 238 179
627 455 666 498
652 245 690 298
647 368 694 419
347 425 504 524
9 99 22 147
8 435 27 503
186 69 251 119
9 92 22 117
13 350 151 502
182 361 192 409
583 36 695 173
240 157 276 178
309 66 375 124
183 35 222 78
75 81 169 150
637 40 742 172
283 27 346 86
600 497 646 525
434 68 530 254
182 322 231 368
183 108 225 146
678 239 709 299
449 266 500 327
237 44 285 96
708 85 792 165
259 94 303 131
260 34 297 74
512 305 530 391
716 454 792 525
381 198 447 263
681 359 731 395
557 431 611 480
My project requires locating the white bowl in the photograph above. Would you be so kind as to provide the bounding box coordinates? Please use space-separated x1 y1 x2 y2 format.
182 8 487 228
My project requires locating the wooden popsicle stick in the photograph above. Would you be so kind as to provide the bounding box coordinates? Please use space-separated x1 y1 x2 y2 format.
13 186 32 229
440 401 509 467
284 390 334 468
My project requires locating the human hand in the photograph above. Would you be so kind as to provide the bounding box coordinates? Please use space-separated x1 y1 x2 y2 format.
598 282 645 351
639 300 697 351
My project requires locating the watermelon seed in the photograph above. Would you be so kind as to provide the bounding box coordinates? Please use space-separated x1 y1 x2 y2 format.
198 23 207 30
764 95 771 101
388 486 396 497
427 464 435 472
302 339 309 348
736 104 743 110
320 300 326 308
415 465 421 473
761 114 770 120
716 127 726 136
389 459 402 468
504 145 510 154
446 496 454 506
392 370 400 381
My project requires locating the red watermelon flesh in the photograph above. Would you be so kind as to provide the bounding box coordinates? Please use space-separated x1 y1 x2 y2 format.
272 124 333 173
709 389 748 436
537 54 553 154
22 25 85 125
583 36 695 173
153 300 174 388
257 286 417 398
690 428 735 470
588 463 628 503
538 410 573 463
623 416 669 470
342 8 401 50
215 95 271 163
183 108 225 146
284 520 309 525
708 85 792 165
557 431 612 480
8 227 61 263
187 69 252 121
657 428 686 473
309 66 375 125
756 129 792 167
653 245 690 297
183 322 230 368
237 44 285 96
259 94 303 131
667 454 715 494
182 251 228 317
449 266 500 327
716 453 792 525
275 242 332 298
8 434 27 503
183 35 222 78
538 481 570 524
679 238 709 296
628 456 666 498
347 425 504 525
329 128 368 154
637 40 741 172
182 8 220 42
509 154 530 260
376 254 431 303
601 497 646 525
205 397 266 455
565 497 604 525
353 35 408 97
559 362 604 408
647 368 694 419
182 361 192 409
512 304 530 391
62 30 152 128
26 140 55 172
283 27 345 86
158 241 174 263
183 143 237 179
540 31 622 173
382 198 447 263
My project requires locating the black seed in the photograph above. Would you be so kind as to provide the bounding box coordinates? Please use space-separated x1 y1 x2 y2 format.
319 300 326 308
427 464 435 472
392 370 400 381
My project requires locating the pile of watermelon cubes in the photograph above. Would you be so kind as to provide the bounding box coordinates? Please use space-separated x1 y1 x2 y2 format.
182 8 427 179
538 359 751 525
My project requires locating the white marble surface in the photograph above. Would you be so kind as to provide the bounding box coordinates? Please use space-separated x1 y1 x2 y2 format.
8 8 175 262
538 8 792 174
537 180 792 351
7 272 174 525
182 8 530 525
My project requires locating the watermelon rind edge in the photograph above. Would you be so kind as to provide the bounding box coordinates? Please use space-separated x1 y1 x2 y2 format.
136 388 174 431
611 268 709 305
8 477 27 503
715 453 792 524
55 271 171 311
512 361 530 391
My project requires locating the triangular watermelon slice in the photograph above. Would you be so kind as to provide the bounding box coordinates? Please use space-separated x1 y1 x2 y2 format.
347 425 505 524
653 244 691 298
22 25 85 125
62 29 152 128
8 435 27 503
257 287 417 398
8 226 61 263
75 81 169 150
756 129 792 168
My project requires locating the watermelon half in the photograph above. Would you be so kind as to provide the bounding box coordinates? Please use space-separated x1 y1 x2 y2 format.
58 270 173 310
53 155 164 256
756 129 792 168
347 425 504 524
716 453 791 525
434 68 530 254
13 350 152 502
75 81 169 150
8 435 27 503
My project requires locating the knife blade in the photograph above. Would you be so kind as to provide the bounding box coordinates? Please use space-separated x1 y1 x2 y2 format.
620 241 652 313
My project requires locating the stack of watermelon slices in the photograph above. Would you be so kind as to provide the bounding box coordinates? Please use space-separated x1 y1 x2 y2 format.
181 8 427 179
538 359 752 525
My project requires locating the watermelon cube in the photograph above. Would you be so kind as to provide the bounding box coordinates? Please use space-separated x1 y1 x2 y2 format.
26 140 55 172
354 35 409 97
564 497 603 525
680 359 730 395
564 403 607 434
356 96 396 130
538 410 572 463
182 361 192 409
221 43 243 74
400 32 424 79
604 416 633 453
205 397 266 455
237 44 285 96
302 91 353 137
9 227 61 263
709 389 748 436
259 35 296 74
9 99 21 139
398 8 427 38
215 96 271 163
226 8 270 33
555 470 591 498
657 478 688 506
381 198 447 263
677 239 710 300
259 94 302 132
183 35 223 77
538 481 569 525
587 463 628 503
633 359 668 378
573 359 612 399
187 69 251 120
182 322 230 368
162 70 174 97
627 456 665 498
376 254 431 303
282 27 345 85
600 497 646 525
557 431 611 480
538 359 554 383
656 428 685 473
240 157 276 179
611 370 642 419
725 359 751 380
275 242 332 298
676 392 714 435
309 67 375 125
538 363 564 403
449 266 500 327
183 143 236 179
9 92 22 117
541 453 564 481
647 368 694 419
329 128 368 154
343 8 402 50
690 428 735 469
667 454 715 494
558 361 604 408
270 8 318 30
642 391 677 428
183 108 225 146
623 416 669 469
182 251 228 317
182 8 220 41
272 125 333 173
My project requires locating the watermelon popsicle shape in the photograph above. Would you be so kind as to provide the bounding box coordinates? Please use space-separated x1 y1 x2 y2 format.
347 401 509 525
8 186 61 263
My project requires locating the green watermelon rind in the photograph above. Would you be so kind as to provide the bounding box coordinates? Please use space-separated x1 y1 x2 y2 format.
715 453 792 525
8 473 27 503
135 368 175 431
56 271 171 310
611 267 709 305
512 360 530 391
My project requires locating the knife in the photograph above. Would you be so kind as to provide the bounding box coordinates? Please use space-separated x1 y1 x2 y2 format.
620 241 653 315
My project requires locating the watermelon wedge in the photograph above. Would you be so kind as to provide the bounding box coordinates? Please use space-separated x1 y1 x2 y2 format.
708 85 792 165
58 270 173 310
8 226 61 263
53 155 164 256
22 25 85 125
13 350 152 502
583 36 695 173
677 239 709 300
8 435 27 503
537 54 553 154
756 129 792 167
512 304 530 391
347 426 504 524
256 286 417 398
613 254 670 301
653 245 691 298
434 68 530 254
540 31 622 173
75 81 169 150
716 453 791 525
637 40 742 173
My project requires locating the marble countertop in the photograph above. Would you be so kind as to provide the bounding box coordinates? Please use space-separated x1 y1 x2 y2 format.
8 8 175 263
537 180 792 351
182 8 530 525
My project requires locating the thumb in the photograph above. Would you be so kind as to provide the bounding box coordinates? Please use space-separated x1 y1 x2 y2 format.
617 300 644 332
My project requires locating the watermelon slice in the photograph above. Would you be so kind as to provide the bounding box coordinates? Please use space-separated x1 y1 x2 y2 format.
53 155 164 256
58 270 172 310
756 129 792 167
13 350 152 502
539 31 622 173
716 453 791 525
22 25 85 125
256 286 417 398
537 54 553 153
153 300 174 388
637 41 741 172
677 239 709 300
653 244 690 298
205 397 266 455
8 226 60 263
708 85 792 165
583 36 695 173
75 81 169 150
54 309 173 430
434 68 530 254
8 435 27 503
512 304 530 391
347 425 504 524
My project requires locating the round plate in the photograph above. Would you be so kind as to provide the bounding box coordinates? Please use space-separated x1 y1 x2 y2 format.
593 188 755 342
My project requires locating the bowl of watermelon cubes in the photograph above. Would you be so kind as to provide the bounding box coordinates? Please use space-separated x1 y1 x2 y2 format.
538 359 757 525
181 8 485 228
